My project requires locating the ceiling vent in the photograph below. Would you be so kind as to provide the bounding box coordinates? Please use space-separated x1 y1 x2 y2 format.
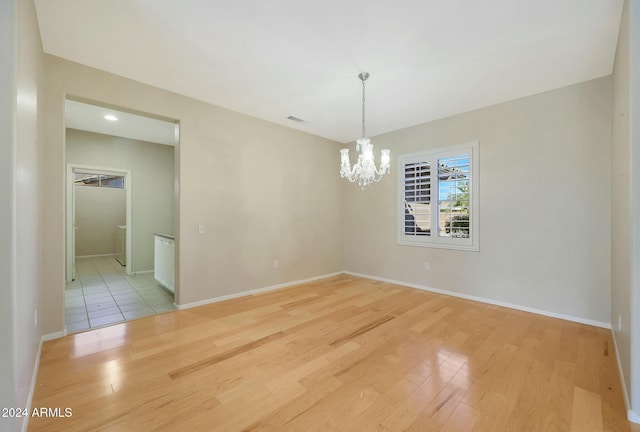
286 115 305 123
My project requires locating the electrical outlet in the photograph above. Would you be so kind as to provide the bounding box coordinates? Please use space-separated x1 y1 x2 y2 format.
424 262 430 270
273 260 279 268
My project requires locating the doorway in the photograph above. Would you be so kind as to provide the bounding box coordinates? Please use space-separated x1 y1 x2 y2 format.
63 98 179 334
66 164 132 282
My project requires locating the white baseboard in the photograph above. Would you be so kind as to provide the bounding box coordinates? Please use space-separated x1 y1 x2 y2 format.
21 337 42 432
41 331 64 342
343 271 611 329
176 270 610 329
75 253 117 259
175 272 343 310
22 331 63 432
611 331 634 424
131 270 153 275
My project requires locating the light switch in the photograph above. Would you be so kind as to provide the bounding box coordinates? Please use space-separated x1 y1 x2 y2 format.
198 224 205 235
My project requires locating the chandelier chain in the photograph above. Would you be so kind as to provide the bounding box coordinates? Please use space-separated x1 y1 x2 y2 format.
361 77 366 138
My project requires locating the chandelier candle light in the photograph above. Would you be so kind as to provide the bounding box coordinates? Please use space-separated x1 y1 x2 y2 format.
340 72 390 189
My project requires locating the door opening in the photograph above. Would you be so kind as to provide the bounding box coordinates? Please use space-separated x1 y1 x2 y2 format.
63 98 179 334
66 164 132 281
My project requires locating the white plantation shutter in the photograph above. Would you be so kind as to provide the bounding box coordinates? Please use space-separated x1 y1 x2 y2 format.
398 142 478 251
403 161 432 237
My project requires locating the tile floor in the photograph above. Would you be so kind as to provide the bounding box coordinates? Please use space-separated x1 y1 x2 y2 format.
65 256 176 334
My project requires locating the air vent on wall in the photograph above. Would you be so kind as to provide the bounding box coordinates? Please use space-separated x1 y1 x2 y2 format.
287 115 305 123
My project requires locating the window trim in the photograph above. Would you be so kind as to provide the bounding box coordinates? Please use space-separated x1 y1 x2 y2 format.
397 141 479 251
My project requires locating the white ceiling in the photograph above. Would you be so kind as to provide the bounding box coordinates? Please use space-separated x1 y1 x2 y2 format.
65 99 178 146
36 0 623 144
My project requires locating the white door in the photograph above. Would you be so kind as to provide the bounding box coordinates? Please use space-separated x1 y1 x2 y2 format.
66 165 75 282
71 183 77 280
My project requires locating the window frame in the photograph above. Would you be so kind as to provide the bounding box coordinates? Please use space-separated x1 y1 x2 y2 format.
397 141 479 251
74 172 126 189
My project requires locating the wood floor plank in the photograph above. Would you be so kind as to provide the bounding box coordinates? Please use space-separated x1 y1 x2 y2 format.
538 360 576 431
168 331 286 379
28 275 632 432
571 386 604 432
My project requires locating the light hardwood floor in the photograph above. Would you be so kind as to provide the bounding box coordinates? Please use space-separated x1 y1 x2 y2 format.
30 275 633 431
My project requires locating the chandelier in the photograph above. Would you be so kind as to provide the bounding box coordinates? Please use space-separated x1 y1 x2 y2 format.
340 72 390 189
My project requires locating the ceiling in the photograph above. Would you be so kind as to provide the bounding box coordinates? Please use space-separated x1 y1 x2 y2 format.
35 0 623 144
65 99 178 145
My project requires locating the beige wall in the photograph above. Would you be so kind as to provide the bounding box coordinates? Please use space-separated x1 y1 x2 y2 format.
343 77 612 325
611 1 640 423
1 0 44 430
74 185 126 256
612 0 634 418
0 3 18 425
631 0 640 419
67 129 174 271
42 56 343 333
612 0 640 421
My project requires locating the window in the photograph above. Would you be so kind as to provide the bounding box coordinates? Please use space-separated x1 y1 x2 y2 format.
398 142 478 251
74 172 125 188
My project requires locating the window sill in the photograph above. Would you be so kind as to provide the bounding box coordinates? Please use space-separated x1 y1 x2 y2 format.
397 239 479 252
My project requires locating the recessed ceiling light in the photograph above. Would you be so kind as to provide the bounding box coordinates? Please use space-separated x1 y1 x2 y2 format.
104 114 118 121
